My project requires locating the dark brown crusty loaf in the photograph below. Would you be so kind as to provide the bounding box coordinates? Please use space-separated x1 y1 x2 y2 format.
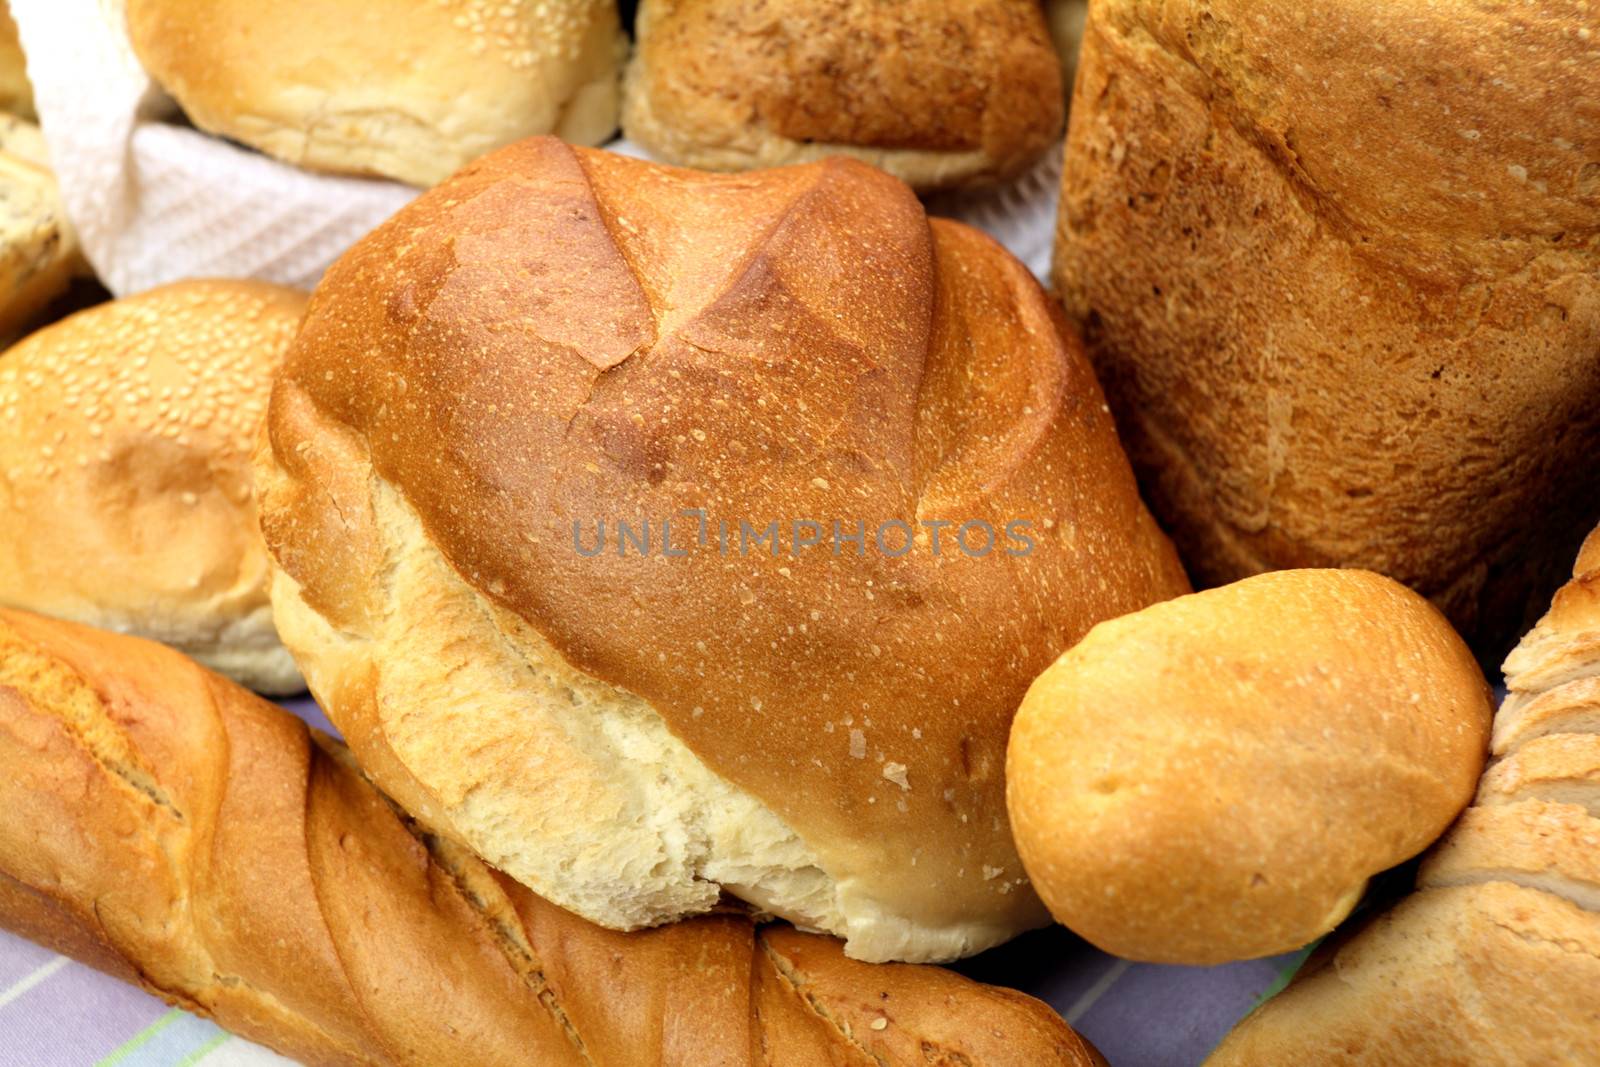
622 0 1064 191
1054 0 1600 652
256 137 1189 964
0 607 1107 1067
1206 525 1600 1065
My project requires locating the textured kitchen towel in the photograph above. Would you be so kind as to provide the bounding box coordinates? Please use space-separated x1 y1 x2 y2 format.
8 0 416 296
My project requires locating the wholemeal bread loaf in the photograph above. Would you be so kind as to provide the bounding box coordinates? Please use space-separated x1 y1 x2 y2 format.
0 115 83 342
622 0 1064 192
0 607 1107 1067
1008 569 1492 965
256 137 1190 963
0 280 307 693
1207 525 1600 1065
125 0 625 188
1053 0 1600 651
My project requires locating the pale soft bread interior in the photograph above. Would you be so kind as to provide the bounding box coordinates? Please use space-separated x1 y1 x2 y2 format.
1479 733 1600 817
271 473 1028 961
1492 676 1600 756
270 476 845 935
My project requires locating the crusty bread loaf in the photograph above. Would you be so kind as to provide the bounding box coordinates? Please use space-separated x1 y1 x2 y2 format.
125 0 625 187
1008 569 1492 965
1053 0 1600 651
1207 527 1600 1065
0 607 1107 1067
0 115 83 343
0 280 307 693
622 0 1064 192
256 137 1190 963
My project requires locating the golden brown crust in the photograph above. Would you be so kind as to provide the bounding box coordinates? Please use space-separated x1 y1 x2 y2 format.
1053 0 1600 651
1207 523 1600 1063
0 279 307 693
0 608 1104 1067
125 0 625 187
258 138 1188 960
1008 568 1492 965
623 0 1063 191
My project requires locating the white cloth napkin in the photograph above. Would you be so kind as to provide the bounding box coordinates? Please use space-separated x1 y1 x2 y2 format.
10 0 1059 297
9 0 416 296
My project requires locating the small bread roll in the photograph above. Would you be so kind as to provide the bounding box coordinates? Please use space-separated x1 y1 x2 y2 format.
125 0 625 187
0 279 308 693
1007 569 1492 965
622 0 1063 192
0 115 84 343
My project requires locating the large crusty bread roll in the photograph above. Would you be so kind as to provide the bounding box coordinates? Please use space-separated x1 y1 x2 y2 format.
125 0 625 187
1008 568 1492 965
0 607 1107 1067
1053 0 1600 651
0 280 307 693
622 0 1064 192
256 137 1190 963
1207 526 1600 1065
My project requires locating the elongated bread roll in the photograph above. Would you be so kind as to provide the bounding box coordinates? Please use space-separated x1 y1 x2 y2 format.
0 607 1105 1067
623 0 1063 191
1008 569 1491 966
1207 526 1600 1065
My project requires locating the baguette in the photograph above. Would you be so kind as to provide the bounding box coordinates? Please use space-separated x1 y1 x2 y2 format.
0 606 1104 1067
1207 527 1600 1065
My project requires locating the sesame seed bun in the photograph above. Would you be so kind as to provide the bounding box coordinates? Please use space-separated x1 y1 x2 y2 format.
125 0 625 187
0 279 308 693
